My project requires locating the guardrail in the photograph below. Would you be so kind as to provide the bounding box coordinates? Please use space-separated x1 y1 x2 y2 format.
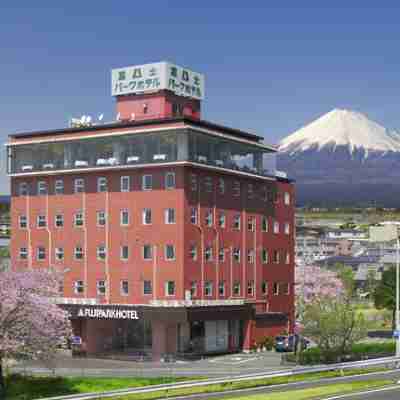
36 355 400 400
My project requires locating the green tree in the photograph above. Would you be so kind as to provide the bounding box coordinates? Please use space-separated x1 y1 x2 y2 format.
336 264 356 299
374 266 396 330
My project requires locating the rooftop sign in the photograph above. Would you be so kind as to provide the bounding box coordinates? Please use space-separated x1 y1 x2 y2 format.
111 61 205 100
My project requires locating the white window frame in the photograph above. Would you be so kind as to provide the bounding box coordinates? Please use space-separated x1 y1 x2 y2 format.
262 249 269 264
247 217 255 232
285 251 290 264
97 211 106 227
74 212 84 227
233 215 241 230
143 244 153 260
38 181 47 195
37 215 46 228
233 181 240 197
273 250 280 264
190 281 197 297
205 246 213 262
165 281 175 296
218 281 225 296
121 280 129 296
273 282 279 295
120 245 129 261
19 182 29 196
142 174 153 190
97 177 107 193
261 281 268 295
55 179 64 194
219 247 225 262
142 208 152 225
143 280 152 295
247 280 255 296
190 207 198 224
120 209 130 226
19 247 28 260
247 249 255 264
74 178 85 193
37 247 46 261
120 176 130 192
204 281 213 297
97 245 106 261
262 217 268 232
218 178 225 194
55 247 64 261
165 208 176 224
190 174 197 191
284 192 290 205
165 244 176 261
273 221 280 234
165 172 176 189
233 248 241 262
233 281 241 296
284 223 290 235
74 280 84 294
74 246 84 260
205 211 213 227
19 215 27 229
189 245 197 260
218 213 226 228
55 214 64 228
97 280 106 296
204 177 213 192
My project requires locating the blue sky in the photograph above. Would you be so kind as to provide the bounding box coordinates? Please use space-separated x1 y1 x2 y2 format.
1 2 400 192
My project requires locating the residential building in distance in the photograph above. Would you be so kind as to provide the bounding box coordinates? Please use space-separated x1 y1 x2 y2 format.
8 62 295 358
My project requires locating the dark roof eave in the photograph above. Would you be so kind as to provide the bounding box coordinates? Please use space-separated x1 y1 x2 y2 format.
9 116 269 145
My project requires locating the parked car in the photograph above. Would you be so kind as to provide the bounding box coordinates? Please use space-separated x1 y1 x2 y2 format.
275 335 295 352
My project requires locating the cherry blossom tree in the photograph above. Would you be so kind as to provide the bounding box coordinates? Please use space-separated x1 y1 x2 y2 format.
0 269 71 397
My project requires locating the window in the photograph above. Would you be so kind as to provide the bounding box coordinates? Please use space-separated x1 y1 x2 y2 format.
273 221 280 234
189 245 197 260
55 247 64 261
74 212 84 227
74 178 85 193
247 280 254 296
120 245 129 260
143 280 152 295
284 192 290 205
281 282 290 295
74 246 84 260
190 208 198 224
204 177 212 192
165 208 175 224
97 211 106 227
55 214 64 228
233 281 241 296
165 244 175 260
142 208 152 225
247 217 255 232
55 179 64 194
218 248 225 262
19 182 29 196
233 215 241 230
37 247 46 260
19 215 27 229
121 280 129 296
165 281 175 296
218 213 226 228
285 251 290 264
97 280 106 296
218 281 225 296
233 248 241 262
74 280 84 294
190 281 197 297
218 178 225 194
205 210 213 227
165 172 176 189
233 181 240 197
262 217 268 232
190 174 197 191
248 184 254 199
19 247 28 260
205 247 213 262
247 249 255 264
262 249 269 264
121 176 130 192
284 223 290 235
38 181 47 195
143 244 153 260
261 281 268 295
204 281 213 296
273 250 280 264
97 177 107 192
142 175 152 190
37 215 46 228
97 245 106 260
120 210 130 226
273 282 279 295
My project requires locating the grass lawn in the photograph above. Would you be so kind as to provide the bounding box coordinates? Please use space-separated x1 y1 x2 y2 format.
5 375 191 400
221 379 393 400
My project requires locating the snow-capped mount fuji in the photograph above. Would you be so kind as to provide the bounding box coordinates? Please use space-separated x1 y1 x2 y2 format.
277 109 400 207
279 108 400 157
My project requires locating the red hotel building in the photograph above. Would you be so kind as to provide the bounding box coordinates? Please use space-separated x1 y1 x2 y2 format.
8 62 295 359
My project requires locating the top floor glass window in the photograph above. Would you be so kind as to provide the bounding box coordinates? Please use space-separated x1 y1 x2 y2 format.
55 179 64 194
38 181 47 195
19 182 29 196
121 176 130 192
165 172 175 189
97 177 107 192
142 175 152 190
74 178 85 193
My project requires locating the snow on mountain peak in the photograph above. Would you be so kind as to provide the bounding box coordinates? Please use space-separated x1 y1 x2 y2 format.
279 109 400 156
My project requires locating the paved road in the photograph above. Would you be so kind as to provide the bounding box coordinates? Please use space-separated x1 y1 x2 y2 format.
323 385 400 399
11 351 290 378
